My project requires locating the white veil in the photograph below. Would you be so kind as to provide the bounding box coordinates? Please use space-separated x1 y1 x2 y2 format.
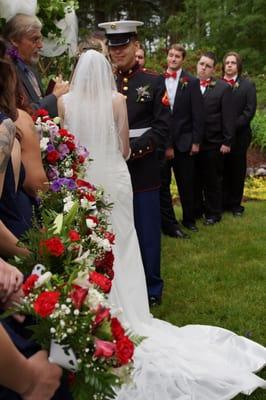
64 50 120 188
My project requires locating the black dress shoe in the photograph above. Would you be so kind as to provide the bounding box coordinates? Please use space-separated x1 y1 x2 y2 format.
203 217 220 226
162 227 190 239
182 222 199 232
149 296 161 307
173 228 190 239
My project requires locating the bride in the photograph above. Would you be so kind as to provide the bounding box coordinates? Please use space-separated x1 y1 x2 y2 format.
59 49 266 400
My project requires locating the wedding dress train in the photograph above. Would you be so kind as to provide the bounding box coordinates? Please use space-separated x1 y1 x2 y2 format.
105 153 266 400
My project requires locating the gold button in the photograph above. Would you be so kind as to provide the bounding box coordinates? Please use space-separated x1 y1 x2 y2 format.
129 69 132 74
140 98 144 102
123 86 128 91
147 146 150 150
139 149 142 154
132 153 135 157
123 77 128 83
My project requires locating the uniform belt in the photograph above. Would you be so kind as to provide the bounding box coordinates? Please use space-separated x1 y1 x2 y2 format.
129 127 151 138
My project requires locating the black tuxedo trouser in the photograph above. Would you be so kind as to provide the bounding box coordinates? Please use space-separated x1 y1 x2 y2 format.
160 151 196 230
195 149 224 219
222 149 248 212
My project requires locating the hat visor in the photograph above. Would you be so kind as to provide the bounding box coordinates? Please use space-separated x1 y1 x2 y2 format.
107 37 130 47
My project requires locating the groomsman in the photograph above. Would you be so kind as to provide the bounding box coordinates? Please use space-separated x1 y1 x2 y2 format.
195 52 235 224
160 44 204 235
99 20 170 306
222 52 257 216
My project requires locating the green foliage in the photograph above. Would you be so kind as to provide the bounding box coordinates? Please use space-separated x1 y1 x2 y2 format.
253 74 266 110
251 111 266 150
37 0 78 37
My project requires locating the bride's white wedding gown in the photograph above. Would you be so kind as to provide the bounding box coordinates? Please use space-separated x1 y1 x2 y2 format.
63 91 266 400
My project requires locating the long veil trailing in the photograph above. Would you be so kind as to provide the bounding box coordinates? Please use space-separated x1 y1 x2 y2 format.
63 50 120 188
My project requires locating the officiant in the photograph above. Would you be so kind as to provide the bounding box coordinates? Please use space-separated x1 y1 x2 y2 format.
3 14 69 117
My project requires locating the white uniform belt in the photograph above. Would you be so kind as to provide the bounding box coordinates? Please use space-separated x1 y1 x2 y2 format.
129 127 151 138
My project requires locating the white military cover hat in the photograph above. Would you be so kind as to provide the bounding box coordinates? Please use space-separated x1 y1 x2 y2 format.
98 20 143 46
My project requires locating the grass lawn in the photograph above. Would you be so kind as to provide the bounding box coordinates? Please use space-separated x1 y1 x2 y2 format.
153 200 266 399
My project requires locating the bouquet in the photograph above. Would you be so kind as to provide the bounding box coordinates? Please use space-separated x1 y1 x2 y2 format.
34 108 89 182
4 110 142 399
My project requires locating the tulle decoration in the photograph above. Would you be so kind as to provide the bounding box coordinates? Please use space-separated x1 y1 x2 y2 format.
0 0 37 20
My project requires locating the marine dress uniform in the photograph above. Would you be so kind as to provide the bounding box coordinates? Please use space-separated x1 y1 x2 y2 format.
99 21 170 303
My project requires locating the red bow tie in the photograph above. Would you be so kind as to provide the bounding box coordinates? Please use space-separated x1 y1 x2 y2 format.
223 78 235 85
200 79 211 87
164 71 177 79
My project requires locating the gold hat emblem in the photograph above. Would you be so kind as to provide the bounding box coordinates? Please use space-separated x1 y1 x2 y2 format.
111 23 117 30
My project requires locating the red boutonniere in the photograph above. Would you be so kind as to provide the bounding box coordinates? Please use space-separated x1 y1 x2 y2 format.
180 76 189 89
161 90 170 106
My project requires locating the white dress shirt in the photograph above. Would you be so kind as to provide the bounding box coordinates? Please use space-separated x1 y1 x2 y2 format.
165 68 182 110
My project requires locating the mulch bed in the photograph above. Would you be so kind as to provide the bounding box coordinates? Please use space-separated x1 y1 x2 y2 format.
247 146 266 167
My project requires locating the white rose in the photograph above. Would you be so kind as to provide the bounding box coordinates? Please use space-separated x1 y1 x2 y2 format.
40 137 50 151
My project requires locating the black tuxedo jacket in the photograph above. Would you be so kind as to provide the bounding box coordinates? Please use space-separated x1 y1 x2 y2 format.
15 61 58 117
231 77 256 150
201 79 236 150
169 70 204 152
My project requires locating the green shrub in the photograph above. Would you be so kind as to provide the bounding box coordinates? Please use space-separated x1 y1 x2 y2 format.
251 111 266 150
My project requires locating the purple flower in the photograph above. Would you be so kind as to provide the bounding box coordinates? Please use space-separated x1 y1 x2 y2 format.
47 144 55 152
50 179 62 192
66 179 76 190
6 46 22 62
77 146 89 159
47 167 59 180
58 143 69 159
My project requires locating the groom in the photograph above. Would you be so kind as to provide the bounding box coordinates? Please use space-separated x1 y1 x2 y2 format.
99 20 170 306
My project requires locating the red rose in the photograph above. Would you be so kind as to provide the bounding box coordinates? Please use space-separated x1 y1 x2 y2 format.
78 155 85 164
44 237 65 257
86 215 99 226
104 231 115 244
93 307 111 328
32 108 49 121
95 251 114 279
76 179 95 190
33 291 60 318
70 285 88 309
65 140 76 151
116 336 134 365
22 274 39 296
47 150 60 164
58 128 70 137
84 193 95 202
94 339 116 358
89 271 112 293
111 317 125 340
68 230 80 242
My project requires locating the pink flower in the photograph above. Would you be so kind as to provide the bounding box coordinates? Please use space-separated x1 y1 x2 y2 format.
94 339 116 358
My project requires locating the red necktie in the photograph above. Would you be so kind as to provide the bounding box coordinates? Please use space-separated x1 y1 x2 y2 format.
164 71 177 79
223 77 235 86
200 79 211 87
